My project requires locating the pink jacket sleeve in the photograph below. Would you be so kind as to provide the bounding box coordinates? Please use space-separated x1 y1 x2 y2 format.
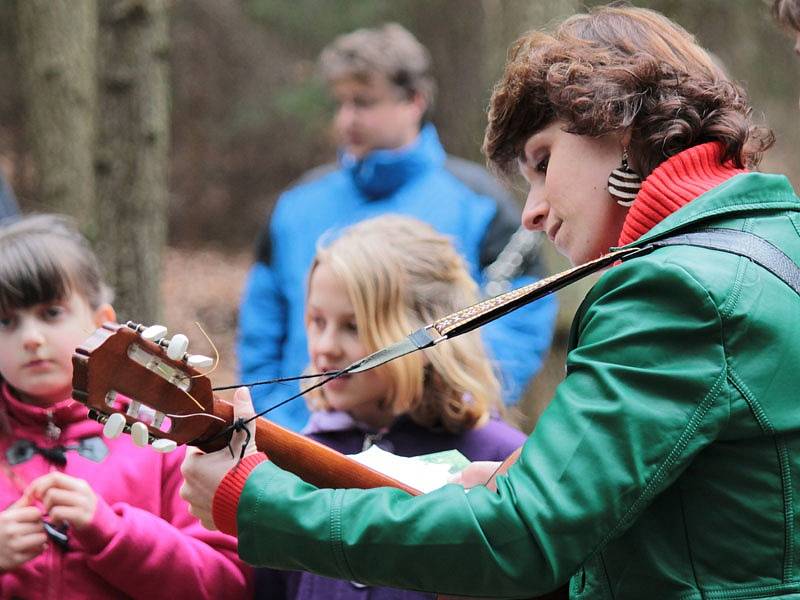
71 449 252 599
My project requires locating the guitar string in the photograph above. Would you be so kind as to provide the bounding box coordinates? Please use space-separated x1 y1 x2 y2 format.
193 366 355 448
211 370 340 391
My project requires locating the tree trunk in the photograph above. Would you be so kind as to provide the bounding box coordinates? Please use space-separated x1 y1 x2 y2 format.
16 0 97 223
95 0 170 323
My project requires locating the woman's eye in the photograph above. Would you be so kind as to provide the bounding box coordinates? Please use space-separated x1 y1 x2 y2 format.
0 315 15 330
535 155 549 174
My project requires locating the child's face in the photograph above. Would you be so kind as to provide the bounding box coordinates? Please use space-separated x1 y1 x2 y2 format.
0 292 113 407
306 263 393 428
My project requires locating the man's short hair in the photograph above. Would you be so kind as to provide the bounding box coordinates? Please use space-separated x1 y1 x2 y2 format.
774 0 800 31
318 23 436 111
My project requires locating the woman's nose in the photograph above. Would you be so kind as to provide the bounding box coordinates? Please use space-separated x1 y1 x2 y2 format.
521 187 548 231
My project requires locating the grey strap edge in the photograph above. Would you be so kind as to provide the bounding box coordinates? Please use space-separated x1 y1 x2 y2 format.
644 228 800 297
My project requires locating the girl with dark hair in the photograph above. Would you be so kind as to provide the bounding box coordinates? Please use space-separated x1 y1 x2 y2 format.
0 215 251 598
182 6 800 599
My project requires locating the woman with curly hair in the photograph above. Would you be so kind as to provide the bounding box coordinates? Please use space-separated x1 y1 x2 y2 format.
181 5 800 599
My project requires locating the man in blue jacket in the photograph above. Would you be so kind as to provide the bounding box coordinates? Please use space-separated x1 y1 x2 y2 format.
238 23 557 430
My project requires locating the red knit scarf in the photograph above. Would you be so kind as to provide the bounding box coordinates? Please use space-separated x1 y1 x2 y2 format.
617 142 747 246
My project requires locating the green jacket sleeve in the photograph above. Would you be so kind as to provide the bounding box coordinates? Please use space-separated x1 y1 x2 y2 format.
237 257 731 598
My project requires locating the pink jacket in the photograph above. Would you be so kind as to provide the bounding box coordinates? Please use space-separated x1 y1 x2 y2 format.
0 384 252 599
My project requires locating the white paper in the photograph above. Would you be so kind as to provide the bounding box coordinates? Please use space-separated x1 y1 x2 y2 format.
349 445 470 493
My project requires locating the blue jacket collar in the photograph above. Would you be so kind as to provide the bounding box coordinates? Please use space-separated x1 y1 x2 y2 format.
340 123 445 199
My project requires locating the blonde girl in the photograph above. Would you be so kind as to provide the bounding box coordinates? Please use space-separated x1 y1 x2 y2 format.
253 215 526 600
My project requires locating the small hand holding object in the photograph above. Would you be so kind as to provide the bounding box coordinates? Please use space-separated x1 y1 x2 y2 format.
0 494 47 570
26 472 98 531
180 386 258 530
450 447 523 493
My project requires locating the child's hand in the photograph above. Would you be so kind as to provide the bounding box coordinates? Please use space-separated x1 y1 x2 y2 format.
449 448 523 492
26 472 97 531
449 461 502 490
0 495 47 570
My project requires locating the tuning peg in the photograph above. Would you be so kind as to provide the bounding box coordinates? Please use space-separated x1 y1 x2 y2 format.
166 334 189 360
186 354 214 369
141 325 168 342
130 422 150 447
103 413 126 439
152 438 178 453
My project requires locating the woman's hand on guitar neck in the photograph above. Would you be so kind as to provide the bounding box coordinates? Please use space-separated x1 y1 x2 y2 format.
179 387 260 530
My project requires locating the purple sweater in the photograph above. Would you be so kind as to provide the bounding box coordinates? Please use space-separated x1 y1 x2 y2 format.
255 411 527 600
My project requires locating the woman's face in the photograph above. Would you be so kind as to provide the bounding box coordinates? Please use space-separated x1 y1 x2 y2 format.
306 262 393 428
519 121 630 266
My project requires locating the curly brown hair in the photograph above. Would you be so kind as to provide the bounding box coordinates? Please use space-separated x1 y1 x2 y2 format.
484 5 774 180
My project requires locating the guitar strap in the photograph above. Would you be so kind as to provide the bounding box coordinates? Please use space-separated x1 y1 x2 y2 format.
345 227 800 377
642 227 800 297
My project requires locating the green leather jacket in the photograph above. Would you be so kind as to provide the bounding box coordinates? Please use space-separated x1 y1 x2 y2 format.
237 173 800 599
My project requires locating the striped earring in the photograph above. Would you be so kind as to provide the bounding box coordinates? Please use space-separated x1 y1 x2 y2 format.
607 151 641 207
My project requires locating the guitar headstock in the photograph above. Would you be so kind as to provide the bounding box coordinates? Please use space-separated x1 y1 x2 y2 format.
72 322 229 452
73 323 424 495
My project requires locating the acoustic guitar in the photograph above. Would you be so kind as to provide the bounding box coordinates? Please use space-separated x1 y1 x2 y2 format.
72 321 567 600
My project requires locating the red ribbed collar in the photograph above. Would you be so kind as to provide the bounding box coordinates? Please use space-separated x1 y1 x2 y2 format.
617 142 747 246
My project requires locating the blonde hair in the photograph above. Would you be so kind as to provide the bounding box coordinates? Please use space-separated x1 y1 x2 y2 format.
304 216 500 433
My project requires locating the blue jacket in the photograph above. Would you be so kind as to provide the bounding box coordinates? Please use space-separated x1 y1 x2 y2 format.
0 173 19 222
237 124 557 430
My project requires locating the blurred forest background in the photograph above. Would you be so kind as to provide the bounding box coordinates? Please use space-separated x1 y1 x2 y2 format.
2 0 799 428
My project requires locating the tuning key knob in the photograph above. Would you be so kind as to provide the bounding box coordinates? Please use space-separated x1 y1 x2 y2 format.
166 334 189 360
152 438 178 453
131 422 150 447
141 325 168 342
103 413 126 439
186 354 214 369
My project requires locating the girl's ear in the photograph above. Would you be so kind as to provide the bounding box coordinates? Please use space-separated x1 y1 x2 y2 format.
92 303 116 327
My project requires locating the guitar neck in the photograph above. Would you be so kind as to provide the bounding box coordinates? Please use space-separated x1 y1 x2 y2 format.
209 399 420 496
